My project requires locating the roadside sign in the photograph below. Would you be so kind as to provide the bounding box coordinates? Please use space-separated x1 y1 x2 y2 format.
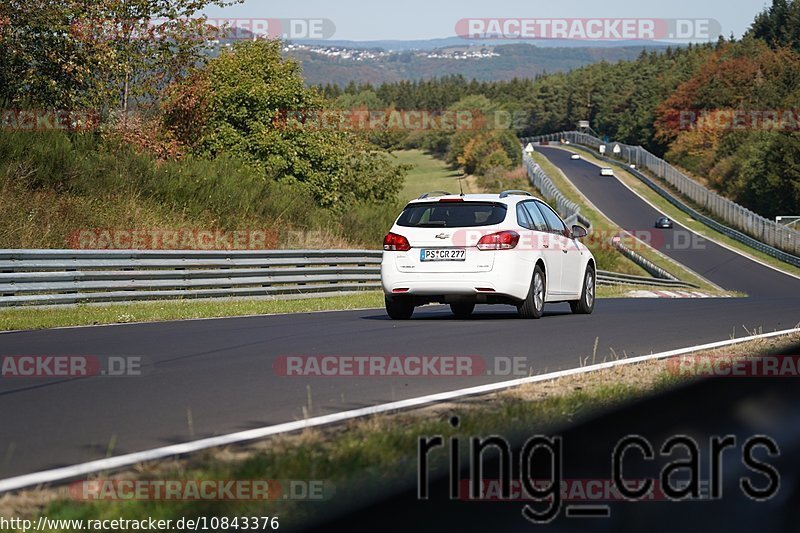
613 144 622 154
525 143 535 154
599 145 607 154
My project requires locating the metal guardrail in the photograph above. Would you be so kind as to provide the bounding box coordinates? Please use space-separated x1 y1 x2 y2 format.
524 132 800 267
610 239 690 283
0 250 383 307
0 249 698 307
523 152 591 229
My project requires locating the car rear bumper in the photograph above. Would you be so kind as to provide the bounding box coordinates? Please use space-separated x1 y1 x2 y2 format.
381 253 532 302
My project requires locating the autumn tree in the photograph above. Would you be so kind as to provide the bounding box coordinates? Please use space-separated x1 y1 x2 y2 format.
0 0 239 115
162 40 406 208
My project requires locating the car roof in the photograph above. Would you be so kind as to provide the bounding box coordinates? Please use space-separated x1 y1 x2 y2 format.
407 193 544 206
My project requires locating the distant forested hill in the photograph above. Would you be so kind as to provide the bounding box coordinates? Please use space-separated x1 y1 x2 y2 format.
287 43 663 85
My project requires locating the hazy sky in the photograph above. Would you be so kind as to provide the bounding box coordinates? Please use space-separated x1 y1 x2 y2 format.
204 0 772 41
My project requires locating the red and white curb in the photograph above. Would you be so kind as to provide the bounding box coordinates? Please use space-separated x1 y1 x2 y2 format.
627 290 727 299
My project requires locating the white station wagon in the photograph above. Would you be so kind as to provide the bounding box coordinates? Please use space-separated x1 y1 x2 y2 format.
381 191 596 320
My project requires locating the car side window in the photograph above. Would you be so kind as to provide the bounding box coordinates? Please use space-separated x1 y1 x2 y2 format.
534 201 568 236
522 201 548 232
516 203 533 229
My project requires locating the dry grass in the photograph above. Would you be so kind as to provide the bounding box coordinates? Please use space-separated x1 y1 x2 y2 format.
0 176 190 249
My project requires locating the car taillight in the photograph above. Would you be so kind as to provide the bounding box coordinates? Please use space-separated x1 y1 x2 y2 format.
384 232 411 251
477 231 520 251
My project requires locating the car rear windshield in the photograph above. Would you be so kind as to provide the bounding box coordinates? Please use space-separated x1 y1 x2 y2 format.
396 202 508 228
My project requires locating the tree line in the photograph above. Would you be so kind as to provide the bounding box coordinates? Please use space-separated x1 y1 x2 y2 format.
319 0 800 219
2 0 798 220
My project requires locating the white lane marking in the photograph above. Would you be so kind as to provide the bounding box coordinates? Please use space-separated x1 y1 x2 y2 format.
1 327 798 494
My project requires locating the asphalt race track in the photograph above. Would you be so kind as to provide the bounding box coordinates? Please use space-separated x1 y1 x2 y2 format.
0 298 798 480
536 146 800 298
0 150 798 484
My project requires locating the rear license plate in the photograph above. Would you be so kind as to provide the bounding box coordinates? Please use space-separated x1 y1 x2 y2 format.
420 249 466 262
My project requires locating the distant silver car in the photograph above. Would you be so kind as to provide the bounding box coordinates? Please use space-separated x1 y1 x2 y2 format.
655 217 674 229
570 154 581 160
600 168 614 176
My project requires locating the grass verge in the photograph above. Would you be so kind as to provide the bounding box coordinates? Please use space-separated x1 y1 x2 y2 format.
5 332 798 531
0 292 386 332
0 286 700 332
393 150 467 202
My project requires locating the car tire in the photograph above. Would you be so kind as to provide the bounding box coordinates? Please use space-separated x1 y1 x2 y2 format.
450 303 475 319
385 296 414 320
570 266 596 315
518 265 545 319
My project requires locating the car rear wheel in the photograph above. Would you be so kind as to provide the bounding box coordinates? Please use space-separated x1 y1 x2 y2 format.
518 265 545 319
385 296 414 320
570 266 596 315
450 303 475 319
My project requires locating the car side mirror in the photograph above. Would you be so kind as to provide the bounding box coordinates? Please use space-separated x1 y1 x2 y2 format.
571 225 588 239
